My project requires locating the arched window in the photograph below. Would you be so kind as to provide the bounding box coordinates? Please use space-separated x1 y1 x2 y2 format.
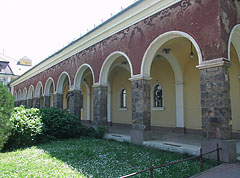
153 84 163 108
120 88 127 108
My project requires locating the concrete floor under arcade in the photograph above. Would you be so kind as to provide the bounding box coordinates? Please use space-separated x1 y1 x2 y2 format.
103 125 240 161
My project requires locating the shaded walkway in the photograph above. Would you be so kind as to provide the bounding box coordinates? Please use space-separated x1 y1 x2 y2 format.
105 125 240 159
192 162 240 178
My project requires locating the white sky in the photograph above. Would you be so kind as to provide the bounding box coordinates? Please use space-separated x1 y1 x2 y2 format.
0 0 136 65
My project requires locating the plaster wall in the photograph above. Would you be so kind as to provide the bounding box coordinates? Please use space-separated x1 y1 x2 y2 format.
150 58 176 127
230 44 240 132
110 68 132 125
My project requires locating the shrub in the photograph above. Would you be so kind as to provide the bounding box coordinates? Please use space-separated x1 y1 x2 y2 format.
93 127 105 139
0 83 14 151
6 106 43 149
39 107 90 140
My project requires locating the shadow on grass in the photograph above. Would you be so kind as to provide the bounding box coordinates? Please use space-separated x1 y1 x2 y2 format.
35 137 219 178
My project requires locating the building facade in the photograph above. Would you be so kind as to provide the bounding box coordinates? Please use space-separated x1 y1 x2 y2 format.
0 54 32 90
10 0 240 162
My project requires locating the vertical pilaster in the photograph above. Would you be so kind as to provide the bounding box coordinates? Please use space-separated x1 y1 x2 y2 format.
93 85 107 127
33 97 40 108
200 61 232 139
43 95 50 108
130 78 152 144
198 59 236 162
53 93 63 110
32 98 36 108
27 99 33 108
69 90 82 119
23 100 27 107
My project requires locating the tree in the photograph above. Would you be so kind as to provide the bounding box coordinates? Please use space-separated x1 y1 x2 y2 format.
0 83 14 151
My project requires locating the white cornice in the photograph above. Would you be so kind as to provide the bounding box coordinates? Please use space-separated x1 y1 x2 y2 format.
196 58 231 69
10 0 181 87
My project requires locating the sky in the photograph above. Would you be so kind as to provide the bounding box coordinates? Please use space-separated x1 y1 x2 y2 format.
0 0 136 65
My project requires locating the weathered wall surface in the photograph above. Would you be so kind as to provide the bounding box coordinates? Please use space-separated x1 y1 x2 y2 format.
14 0 237 94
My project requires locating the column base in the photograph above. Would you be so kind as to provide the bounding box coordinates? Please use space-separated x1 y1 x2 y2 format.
107 121 112 126
175 127 186 134
201 138 237 163
130 129 152 145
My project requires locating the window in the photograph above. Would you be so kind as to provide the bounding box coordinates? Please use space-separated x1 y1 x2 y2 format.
0 78 5 84
153 84 163 108
120 88 127 108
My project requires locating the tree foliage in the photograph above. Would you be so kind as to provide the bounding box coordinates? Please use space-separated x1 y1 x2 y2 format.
0 83 14 151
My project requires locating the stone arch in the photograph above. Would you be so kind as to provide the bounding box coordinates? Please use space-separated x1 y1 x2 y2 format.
28 85 34 99
228 24 240 135
56 72 71 94
74 64 95 90
100 51 133 124
141 31 202 77
99 51 133 85
44 77 55 96
35 81 43 98
141 32 194 128
228 24 240 61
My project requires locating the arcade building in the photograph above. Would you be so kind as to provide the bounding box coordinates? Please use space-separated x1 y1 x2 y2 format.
10 0 240 162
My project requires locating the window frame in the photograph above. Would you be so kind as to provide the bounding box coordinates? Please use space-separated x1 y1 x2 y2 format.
119 88 128 110
152 83 164 110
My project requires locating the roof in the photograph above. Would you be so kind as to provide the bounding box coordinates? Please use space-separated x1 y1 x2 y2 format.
0 53 33 76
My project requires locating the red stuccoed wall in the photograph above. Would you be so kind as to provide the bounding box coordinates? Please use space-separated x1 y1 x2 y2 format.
14 0 238 94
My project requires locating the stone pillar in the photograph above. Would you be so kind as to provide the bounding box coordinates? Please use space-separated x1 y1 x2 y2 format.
22 100 26 107
53 93 63 110
198 59 236 162
27 99 33 108
69 90 82 119
93 85 107 127
130 78 152 144
43 95 50 108
33 97 40 108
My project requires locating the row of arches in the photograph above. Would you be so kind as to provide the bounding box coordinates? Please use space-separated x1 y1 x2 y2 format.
14 29 240 135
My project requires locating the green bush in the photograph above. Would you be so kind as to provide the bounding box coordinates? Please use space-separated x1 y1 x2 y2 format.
4 106 103 150
93 127 105 139
0 83 14 151
6 106 43 149
39 108 90 140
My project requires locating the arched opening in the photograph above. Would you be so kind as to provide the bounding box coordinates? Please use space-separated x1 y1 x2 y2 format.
14 91 18 102
142 32 201 134
28 85 34 108
35 82 44 108
56 72 71 110
18 89 22 106
23 87 27 106
228 25 240 138
44 77 55 107
74 64 94 122
100 51 133 128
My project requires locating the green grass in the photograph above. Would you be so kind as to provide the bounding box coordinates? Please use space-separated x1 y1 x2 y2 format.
0 137 218 178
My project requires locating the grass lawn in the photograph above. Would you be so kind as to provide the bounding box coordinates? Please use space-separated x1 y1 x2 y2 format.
0 137 218 178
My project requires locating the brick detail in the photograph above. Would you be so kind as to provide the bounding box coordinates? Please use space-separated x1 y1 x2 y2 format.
200 63 232 140
132 79 151 131
53 93 63 110
93 86 107 126
69 90 81 119
43 96 50 108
